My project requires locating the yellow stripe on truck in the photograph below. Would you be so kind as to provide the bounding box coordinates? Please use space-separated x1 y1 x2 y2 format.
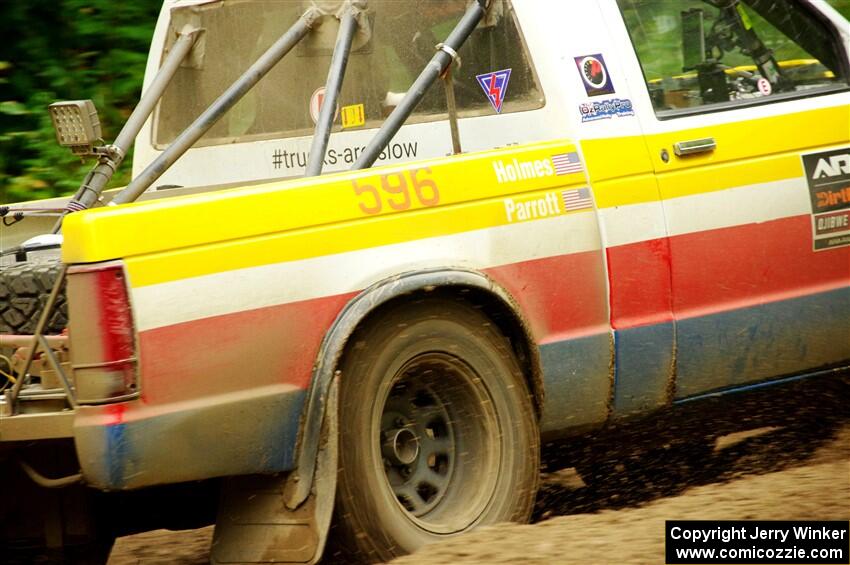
645 106 848 174
124 186 584 288
62 105 845 286
62 141 586 280
587 104 848 207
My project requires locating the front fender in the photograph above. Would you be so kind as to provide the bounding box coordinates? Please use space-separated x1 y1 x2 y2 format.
284 267 537 508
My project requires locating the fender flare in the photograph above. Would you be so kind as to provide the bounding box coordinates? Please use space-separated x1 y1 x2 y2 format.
284 267 539 508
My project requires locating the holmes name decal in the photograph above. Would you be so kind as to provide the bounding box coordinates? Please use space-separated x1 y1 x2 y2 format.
492 152 582 184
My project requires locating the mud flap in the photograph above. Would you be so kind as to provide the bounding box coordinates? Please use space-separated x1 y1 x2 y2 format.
210 376 338 564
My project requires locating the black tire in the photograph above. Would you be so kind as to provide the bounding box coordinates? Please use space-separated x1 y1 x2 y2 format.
0 260 67 335
332 299 539 562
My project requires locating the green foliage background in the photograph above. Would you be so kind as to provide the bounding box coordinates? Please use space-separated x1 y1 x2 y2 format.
830 0 850 19
0 0 161 204
0 1 848 205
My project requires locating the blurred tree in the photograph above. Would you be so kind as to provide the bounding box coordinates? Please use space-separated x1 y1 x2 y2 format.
0 0 161 204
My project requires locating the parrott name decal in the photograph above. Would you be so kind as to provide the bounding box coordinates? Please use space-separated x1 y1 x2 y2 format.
503 187 593 223
802 148 850 250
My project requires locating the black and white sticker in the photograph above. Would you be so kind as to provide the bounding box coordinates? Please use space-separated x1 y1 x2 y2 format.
802 147 850 250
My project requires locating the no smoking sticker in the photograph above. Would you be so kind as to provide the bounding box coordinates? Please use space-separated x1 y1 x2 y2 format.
757 78 772 96
309 87 339 125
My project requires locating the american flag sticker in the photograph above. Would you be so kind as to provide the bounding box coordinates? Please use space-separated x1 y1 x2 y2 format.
551 152 583 175
561 187 593 211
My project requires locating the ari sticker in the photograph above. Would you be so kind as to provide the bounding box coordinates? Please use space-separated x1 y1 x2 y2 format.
574 54 615 97
475 69 512 113
309 87 339 125
341 103 366 129
802 147 850 250
578 98 634 122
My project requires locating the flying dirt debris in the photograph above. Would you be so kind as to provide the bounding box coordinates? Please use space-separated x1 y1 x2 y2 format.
109 411 850 564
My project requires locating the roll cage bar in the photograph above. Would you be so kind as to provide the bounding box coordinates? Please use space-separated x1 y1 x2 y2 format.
6 0 491 418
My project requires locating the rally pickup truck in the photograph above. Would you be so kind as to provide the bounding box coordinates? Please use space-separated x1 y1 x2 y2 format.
1 0 849 563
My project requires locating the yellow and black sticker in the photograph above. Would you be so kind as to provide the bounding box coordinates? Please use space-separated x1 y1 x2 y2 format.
342 104 366 129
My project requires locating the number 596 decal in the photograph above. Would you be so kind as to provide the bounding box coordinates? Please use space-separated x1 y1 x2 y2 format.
353 167 440 215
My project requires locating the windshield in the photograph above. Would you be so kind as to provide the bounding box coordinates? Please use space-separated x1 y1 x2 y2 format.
154 0 543 148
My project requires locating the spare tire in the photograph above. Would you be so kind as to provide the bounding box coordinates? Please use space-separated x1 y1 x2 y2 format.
0 260 67 336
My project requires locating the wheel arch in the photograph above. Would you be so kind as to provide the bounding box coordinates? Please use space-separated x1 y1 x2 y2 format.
285 267 543 508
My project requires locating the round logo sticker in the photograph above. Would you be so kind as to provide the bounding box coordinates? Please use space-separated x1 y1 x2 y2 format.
580 56 608 90
757 77 772 96
309 86 339 125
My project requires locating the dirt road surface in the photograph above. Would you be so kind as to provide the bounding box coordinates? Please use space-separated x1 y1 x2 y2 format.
108 416 850 564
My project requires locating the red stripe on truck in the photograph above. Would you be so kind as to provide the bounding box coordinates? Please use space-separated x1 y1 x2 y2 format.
135 250 611 405
606 213 850 330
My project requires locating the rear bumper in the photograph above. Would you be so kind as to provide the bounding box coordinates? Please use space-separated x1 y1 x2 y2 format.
0 405 74 441
0 383 307 490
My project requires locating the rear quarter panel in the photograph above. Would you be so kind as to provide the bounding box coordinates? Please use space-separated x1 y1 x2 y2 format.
65 141 612 489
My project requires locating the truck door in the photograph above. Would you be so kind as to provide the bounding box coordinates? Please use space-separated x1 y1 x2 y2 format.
610 0 850 398
566 3 676 418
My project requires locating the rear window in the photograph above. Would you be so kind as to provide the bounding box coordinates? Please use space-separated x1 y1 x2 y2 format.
154 0 543 148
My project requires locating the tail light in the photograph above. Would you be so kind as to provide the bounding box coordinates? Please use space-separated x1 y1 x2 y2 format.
67 261 138 404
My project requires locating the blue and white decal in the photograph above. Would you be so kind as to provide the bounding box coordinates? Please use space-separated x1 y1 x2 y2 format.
579 98 635 123
476 69 512 114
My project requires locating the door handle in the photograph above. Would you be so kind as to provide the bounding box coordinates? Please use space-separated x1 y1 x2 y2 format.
673 137 716 157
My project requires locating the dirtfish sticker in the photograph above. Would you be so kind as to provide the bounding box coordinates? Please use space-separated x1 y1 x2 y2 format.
476 69 512 113
802 147 850 250
579 98 634 122
309 86 339 125
575 54 615 97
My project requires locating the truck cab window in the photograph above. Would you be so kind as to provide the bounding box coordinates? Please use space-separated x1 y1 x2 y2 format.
154 0 543 148
616 0 848 115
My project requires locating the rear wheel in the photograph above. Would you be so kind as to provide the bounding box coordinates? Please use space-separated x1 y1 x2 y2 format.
333 300 539 562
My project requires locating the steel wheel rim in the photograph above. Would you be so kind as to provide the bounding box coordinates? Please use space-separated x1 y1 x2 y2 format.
373 352 501 534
